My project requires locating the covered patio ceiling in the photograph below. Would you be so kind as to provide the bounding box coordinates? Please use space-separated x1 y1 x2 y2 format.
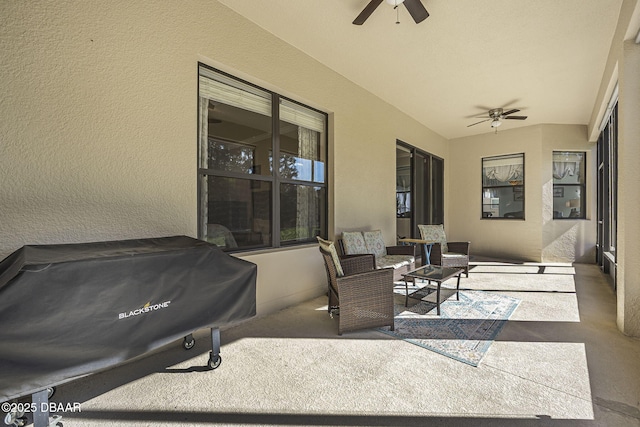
217 0 623 140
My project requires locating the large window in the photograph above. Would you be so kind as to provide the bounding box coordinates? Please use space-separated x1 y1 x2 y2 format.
481 153 525 219
198 64 327 251
553 152 586 219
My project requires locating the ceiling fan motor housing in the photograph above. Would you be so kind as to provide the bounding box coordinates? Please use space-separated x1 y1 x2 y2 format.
489 108 504 119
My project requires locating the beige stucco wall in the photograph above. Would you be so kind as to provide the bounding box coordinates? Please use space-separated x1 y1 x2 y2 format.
540 125 598 263
448 126 542 261
0 0 447 316
616 39 640 336
448 124 596 263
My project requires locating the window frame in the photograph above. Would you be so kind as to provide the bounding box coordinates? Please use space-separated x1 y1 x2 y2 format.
197 63 328 252
552 151 586 220
481 153 525 220
597 100 617 281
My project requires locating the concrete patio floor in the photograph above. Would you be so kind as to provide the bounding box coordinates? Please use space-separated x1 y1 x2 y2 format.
25 259 640 426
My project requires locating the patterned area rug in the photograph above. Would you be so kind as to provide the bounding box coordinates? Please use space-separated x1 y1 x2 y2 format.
380 289 520 366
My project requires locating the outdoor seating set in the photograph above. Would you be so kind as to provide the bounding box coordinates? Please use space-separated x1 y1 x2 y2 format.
317 225 470 334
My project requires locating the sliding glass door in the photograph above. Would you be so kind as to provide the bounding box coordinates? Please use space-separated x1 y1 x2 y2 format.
396 141 444 240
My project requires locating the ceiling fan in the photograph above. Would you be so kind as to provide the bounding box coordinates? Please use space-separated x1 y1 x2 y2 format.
467 108 528 131
353 0 429 25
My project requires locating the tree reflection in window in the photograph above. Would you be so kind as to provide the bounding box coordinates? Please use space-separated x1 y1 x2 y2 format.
208 139 255 174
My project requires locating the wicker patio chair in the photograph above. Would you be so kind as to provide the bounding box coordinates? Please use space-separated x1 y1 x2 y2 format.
418 224 470 277
318 244 395 335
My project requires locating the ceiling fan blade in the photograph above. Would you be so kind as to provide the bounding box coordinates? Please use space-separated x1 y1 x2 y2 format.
504 115 528 120
403 0 429 23
467 118 491 127
502 109 521 116
353 0 383 25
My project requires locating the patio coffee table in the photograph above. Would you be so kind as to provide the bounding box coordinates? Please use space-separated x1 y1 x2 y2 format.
402 265 464 315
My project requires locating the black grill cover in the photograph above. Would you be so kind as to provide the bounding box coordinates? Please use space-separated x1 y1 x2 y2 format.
0 236 257 402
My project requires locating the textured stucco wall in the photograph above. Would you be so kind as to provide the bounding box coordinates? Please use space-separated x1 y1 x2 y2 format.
617 39 640 336
0 0 447 316
540 125 597 263
448 126 543 261
448 124 595 263
0 2 199 248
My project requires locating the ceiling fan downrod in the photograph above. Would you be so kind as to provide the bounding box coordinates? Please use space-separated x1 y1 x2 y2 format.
353 0 428 25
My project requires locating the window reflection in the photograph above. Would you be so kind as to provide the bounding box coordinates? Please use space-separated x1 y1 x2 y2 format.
278 99 326 184
204 101 272 176
553 152 586 219
202 176 272 250
482 153 525 219
280 184 326 243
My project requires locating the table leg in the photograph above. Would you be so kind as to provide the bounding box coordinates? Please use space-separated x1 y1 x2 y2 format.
456 272 461 301
422 243 433 265
404 277 409 307
436 282 441 315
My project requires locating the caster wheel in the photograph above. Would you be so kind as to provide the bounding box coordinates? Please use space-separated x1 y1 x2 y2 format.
207 353 221 370
47 386 56 399
3 412 27 427
182 337 195 350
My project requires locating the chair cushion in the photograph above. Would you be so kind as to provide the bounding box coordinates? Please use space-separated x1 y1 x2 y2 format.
317 237 344 277
442 252 468 261
418 224 448 253
441 252 468 269
376 254 415 270
363 230 387 258
342 231 367 255
206 224 238 249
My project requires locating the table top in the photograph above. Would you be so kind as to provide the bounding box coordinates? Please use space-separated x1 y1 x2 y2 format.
402 264 463 282
398 238 436 245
